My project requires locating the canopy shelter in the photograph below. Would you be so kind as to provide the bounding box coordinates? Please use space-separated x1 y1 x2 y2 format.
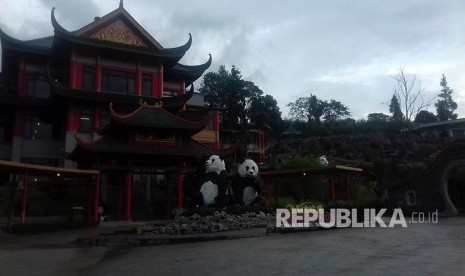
0 160 100 223
260 165 363 205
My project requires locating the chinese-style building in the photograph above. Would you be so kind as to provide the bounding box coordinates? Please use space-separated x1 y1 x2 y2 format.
0 3 236 220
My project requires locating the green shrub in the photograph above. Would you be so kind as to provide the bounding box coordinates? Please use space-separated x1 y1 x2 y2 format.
287 200 326 210
354 181 379 208
275 197 296 208
278 155 323 170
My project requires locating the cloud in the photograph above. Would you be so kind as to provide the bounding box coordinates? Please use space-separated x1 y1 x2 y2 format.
1 0 464 118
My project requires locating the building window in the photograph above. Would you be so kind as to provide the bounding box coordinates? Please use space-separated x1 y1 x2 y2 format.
26 74 50 98
162 90 179 97
101 69 135 94
82 66 95 90
23 115 52 139
405 190 416 206
79 110 93 133
141 74 152 96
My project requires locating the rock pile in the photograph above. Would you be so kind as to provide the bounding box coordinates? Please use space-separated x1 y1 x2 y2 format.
138 211 275 235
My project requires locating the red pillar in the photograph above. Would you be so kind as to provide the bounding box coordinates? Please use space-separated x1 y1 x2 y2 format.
95 57 102 92
69 58 76 88
13 113 23 137
93 174 100 223
177 165 184 209
157 65 163 97
214 111 220 149
126 171 132 220
21 172 29 224
330 175 336 205
135 65 142 96
17 59 26 97
93 108 100 132
66 107 78 132
260 131 264 162
74 64 83 89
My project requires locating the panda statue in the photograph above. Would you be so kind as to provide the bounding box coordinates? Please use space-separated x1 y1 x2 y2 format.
233 159 264 206
198 155 231 207
319 155 329 166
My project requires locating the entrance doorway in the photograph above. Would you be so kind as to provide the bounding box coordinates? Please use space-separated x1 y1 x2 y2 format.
447 165 465 214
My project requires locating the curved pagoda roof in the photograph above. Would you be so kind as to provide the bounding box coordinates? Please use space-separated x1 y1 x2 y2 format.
108 101 209 135
0 5 212 84
68 134 237 161
50 7 192 63
0 28 53 55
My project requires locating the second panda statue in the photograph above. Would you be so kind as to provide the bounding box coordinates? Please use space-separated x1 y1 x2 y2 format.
233 159 263 206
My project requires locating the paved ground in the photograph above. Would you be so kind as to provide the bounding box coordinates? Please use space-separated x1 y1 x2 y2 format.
1 217 465 275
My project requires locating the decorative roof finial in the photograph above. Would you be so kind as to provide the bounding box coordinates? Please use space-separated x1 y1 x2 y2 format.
119 0 124 8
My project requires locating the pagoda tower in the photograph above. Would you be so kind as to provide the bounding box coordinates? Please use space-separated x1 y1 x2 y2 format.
0 3 235 220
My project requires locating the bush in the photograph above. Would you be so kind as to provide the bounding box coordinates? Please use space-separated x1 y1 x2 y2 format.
354 181 380 208
286 200 326 210
275 197 296 208
278 155 323 170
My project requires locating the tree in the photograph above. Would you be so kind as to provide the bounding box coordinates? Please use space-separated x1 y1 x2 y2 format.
249 94 282 131
389 94 403 121
414 110 437 124
435 74 457 121
287 94 350 123
391 68 434 122
200 65 253 130
323 99 350 122
200 65 282 131
368 113 390 122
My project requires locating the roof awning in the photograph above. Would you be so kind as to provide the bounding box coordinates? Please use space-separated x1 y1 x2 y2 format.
0 160 99 178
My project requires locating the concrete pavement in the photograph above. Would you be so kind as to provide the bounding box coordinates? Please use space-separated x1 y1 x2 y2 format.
1 217 465 275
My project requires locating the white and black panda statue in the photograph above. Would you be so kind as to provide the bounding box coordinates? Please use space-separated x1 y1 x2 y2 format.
232 159 264 206
319 155 329 166
198 155 231 207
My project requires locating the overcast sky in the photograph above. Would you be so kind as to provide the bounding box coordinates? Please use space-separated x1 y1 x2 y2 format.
1 0 464 119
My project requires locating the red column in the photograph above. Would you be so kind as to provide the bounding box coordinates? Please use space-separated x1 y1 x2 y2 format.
95 57 102 92
93 109 100 132
126 171 132 220
152 74 158 98
17 59 26 97
177 165 184 209
259 131 264 162
21 172 29 224
135 66 142 96
74 64 83 89
214 111 220 149
157 65 163 97
69 61 75 88
66 107 78 132
180 81 185 95
93 174 100 223
13 113 23 137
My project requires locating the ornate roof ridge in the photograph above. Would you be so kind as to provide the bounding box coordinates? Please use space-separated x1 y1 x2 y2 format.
67 134 238 159
162 33 192 55
0 28 52 53
108 100 210 129
173 54 212 72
